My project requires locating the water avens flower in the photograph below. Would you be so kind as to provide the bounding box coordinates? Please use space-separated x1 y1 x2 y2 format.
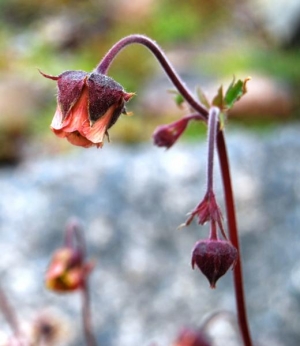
40 70 134 148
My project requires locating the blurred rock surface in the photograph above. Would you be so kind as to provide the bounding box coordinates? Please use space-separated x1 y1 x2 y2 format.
0 124 299 346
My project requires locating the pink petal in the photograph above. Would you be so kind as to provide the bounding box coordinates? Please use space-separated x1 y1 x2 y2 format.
82 104 116 145
66 132 95 148
53 88 90 134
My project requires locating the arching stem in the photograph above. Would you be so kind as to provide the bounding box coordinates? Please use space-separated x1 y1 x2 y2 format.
97 34 253 346
95 34 208 121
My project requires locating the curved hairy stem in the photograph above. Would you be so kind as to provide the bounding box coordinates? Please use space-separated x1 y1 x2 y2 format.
96 34 208 121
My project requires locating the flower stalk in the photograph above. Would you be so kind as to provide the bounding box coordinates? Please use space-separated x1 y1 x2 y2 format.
217 132 253 346
0 284 23 345
65 220 98 346
96 34 252 345
96 34 208 121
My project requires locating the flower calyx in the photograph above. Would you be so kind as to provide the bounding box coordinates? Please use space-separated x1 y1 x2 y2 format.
40 70 134 148
183 190 226 238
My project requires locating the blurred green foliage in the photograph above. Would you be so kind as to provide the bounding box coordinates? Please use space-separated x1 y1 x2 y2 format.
0 0 299 157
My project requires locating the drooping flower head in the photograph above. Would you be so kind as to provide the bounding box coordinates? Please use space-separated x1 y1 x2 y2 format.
191 239 238 288
40 70 134 148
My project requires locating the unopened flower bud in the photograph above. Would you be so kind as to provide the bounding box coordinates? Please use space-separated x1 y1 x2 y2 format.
152 117 189 149
191 239 238 288
40 70 134 148
45 247 93 292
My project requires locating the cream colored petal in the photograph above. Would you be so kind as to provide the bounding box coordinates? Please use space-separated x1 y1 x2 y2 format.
50 106 65 130
82 105 116 144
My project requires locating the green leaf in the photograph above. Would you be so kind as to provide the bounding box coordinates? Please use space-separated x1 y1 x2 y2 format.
174 93 185 107
224 77 250 109
168 89 185 108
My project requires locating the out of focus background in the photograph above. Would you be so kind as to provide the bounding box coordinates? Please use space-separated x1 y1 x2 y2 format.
0 1 300 346
0 0 299 163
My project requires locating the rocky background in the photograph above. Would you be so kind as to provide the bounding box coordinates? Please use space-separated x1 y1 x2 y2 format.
0 124 300 346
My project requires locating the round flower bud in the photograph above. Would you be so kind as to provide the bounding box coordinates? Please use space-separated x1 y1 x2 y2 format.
191 239 238 288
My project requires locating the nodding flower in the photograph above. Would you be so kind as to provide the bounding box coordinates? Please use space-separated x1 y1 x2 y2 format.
191 239 238 289
40 70 134 148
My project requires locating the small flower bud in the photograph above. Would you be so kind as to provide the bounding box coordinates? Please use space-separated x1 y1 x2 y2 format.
152 117 189 149
191 239 238 288
45 247 93 292
40 70 134 148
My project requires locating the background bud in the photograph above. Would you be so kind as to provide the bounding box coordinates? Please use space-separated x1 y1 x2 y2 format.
45 247 92 292
172 327 212 346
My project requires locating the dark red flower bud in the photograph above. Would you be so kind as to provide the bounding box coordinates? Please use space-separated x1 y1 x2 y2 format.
152 117 189 149
191 239 238 288
40 70 134 148
172 328 212 346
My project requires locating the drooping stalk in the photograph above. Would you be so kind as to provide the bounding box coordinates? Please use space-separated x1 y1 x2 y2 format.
97 34 253 346
96 34 208 122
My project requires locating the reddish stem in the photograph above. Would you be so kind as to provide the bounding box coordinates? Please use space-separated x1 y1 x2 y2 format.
0 284 23 344
209 220 218 240
96 34 253 346
64 219 97 346
81 283 98 346
95 34 208 121
217 131 253 346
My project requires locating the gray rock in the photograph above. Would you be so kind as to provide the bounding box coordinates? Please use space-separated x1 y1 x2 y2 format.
0 124 299 346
